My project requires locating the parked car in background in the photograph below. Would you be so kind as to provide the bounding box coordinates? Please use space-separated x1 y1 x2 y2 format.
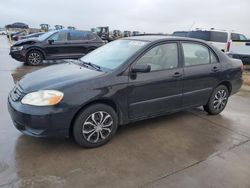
0 28 7 35
12 31 27 41
172 31 188 37
5 22 29 29
19 32 45 40
8 36 243 148
9 29 104 65
123 31 132 37
187 29 248 52
8 31 25 40
227 37 250 65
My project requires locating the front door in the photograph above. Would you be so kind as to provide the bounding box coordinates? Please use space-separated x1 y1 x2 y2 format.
44 31 70 59
128 42 183 119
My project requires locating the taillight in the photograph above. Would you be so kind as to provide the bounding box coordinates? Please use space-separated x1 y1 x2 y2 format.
240 63 244 72
226 41 231 52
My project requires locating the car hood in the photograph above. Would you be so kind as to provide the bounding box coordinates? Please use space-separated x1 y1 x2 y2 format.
19 63 105 92
13 38 39 46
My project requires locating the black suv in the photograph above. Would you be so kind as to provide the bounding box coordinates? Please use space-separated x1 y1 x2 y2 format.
10 30 104 65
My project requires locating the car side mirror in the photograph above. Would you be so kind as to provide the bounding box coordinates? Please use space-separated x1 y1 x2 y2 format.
131 64 151 73
48 39 54 44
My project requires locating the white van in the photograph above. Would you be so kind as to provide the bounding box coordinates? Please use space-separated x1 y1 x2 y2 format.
187 29 247 52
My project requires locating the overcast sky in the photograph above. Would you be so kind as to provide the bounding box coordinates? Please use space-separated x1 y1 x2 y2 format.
0 0 250 36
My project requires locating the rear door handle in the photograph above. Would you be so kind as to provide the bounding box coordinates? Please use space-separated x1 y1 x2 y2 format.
211 66 220 72
172 72 182 78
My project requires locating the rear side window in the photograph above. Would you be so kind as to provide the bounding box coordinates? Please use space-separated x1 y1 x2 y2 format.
187 31 210 41
182 43 210 66
231 33 247 41
210 31 228 42
187 31 228 42
69 31 88 40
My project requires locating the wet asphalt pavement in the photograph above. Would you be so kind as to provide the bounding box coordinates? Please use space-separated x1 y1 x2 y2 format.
0 35 250 188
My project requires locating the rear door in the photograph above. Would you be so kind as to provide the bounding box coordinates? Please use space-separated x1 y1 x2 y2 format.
128 42 183 119
67 31 91 57
181 42 221 107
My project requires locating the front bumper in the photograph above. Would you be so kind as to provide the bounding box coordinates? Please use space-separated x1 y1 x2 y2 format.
9 50 26 62
8 96 76 138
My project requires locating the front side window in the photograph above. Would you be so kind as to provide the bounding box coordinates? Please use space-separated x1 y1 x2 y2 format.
136 43 178 71
182 43 210 66
48 32 67 41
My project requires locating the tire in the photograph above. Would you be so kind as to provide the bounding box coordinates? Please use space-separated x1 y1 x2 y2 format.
203 85 229 115
26 50 44 66
73 104 118 148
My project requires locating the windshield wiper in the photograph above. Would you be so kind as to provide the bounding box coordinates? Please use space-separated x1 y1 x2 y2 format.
79 60 102 71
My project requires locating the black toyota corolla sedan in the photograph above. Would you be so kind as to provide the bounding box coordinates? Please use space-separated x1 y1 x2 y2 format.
9 29 104 65
8 36 243 148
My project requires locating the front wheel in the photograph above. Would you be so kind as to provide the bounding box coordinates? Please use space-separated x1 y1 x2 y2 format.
73 104 118 148
26 50 44 66
203 85 229 115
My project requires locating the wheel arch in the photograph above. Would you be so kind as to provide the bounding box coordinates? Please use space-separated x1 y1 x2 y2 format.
217 81 232 94
69 98 121 138
26 47 46 60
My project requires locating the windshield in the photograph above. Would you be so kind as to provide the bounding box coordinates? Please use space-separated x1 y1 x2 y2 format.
38 31 57 41
80 40 149 70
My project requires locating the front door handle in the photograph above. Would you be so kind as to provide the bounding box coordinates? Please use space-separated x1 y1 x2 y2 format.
172 72 182 78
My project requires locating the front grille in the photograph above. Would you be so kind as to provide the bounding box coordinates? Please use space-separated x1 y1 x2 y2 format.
10 82 25 102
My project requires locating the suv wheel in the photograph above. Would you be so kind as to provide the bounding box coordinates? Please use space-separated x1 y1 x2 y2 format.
73 104 118 148
203 85 229 115
26 50 44 66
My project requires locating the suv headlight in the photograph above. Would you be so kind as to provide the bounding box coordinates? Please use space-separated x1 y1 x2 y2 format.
21 90 64 106
11 46 23 51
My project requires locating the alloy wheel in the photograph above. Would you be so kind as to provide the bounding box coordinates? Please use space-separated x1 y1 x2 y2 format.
28 52 41 65
213 89 227 111
82 111 113 143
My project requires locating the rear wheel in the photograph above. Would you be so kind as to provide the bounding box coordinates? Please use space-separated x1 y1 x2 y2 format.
203 85 229 115
26 50 44 66
73 104 118 148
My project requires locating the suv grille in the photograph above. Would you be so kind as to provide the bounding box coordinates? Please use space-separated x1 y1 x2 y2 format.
10 82 25 102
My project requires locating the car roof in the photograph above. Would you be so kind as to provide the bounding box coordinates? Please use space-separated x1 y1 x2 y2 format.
123 35 206 43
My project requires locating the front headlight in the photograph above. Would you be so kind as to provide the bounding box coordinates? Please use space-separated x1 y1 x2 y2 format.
11 46 23 51
21 90 64 106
